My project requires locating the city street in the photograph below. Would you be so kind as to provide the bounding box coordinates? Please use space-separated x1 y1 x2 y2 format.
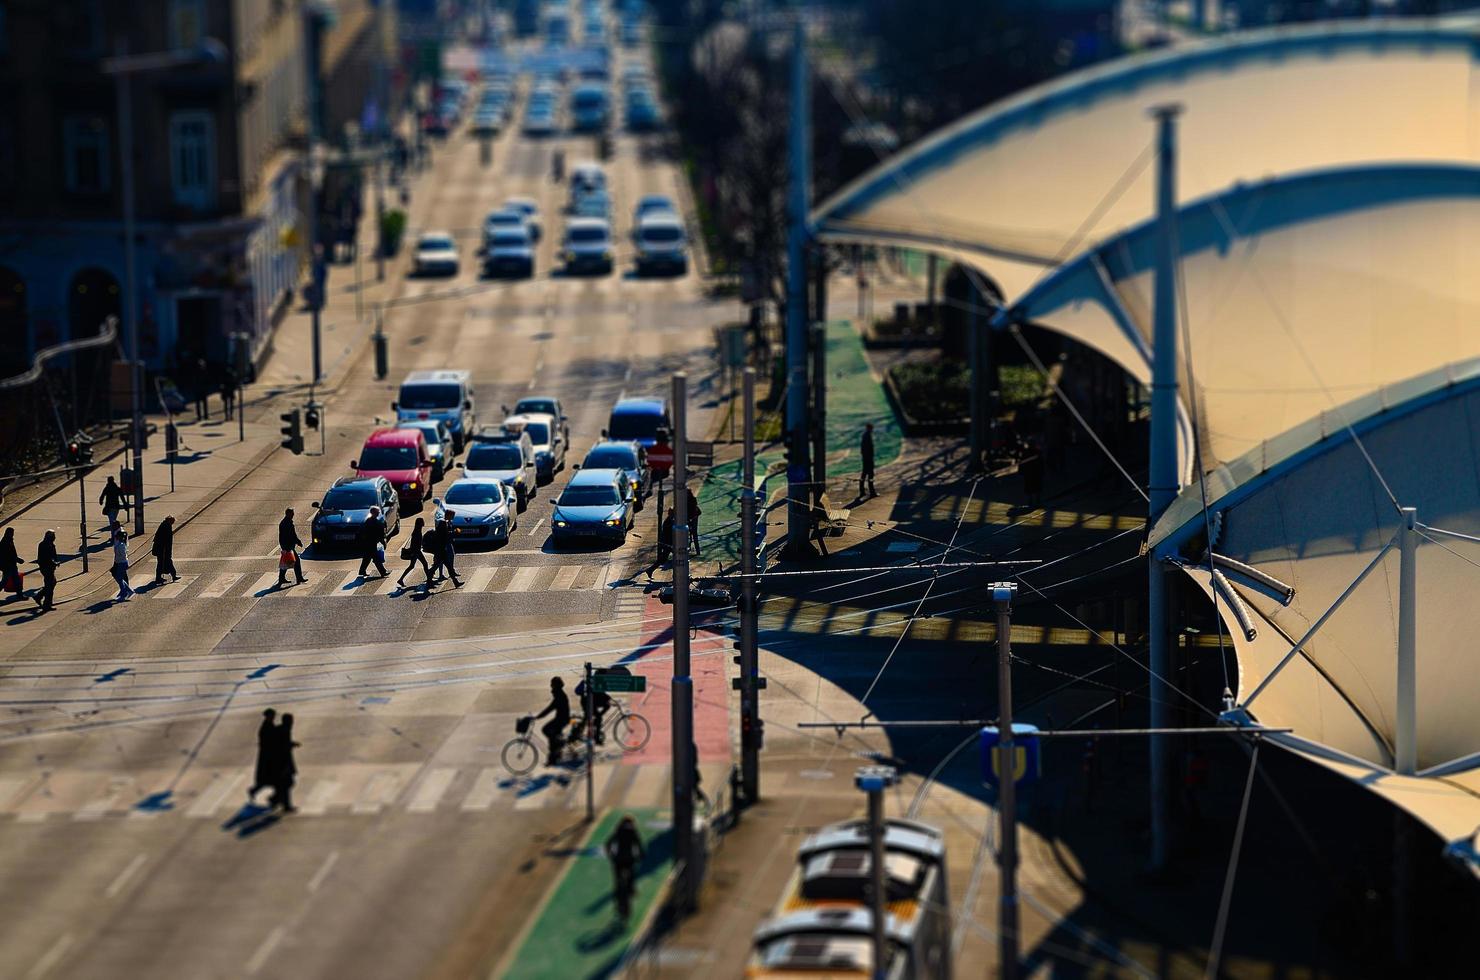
0 38 737 979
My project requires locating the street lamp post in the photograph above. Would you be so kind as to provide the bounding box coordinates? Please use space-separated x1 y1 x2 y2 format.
102 37 226 539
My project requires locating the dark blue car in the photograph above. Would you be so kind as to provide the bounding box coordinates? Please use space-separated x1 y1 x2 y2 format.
605 397 670 449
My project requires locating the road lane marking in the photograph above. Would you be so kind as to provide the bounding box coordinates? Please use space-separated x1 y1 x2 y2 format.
186 772 245 818
306 850 340 893
375 575 406 596
515 777 568 810
406 768 457 813
622 764 669 808
330 572 367 597
245 572 282 597
301 779 341 816
198 573 245 598
245 926 286 976
153 575 196 599
104 853 147 899
505 566 541 593
25 933 73 980
528 516 545 537
571 763 619 809
351 772 403 814
0 776 33 810
459 769 503 812
74 776 132 821
551 565 582 591
465 567 498 592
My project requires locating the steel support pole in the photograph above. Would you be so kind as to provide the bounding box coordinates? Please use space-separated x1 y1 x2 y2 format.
740 367 760 802
854 765 897 980
1396 507 1418 775
671 372 695 906
585 661 596 821
783 17 813 556
1147 104 1182 873
116 53 145 539
305 7 324 389
78 469 89 573
994 584 1019 980
810 321 826 508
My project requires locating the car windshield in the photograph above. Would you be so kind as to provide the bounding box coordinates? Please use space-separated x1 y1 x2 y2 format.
516 399 557 416
608 411 659 441
445 483 504 505
322 486 377 510
487 212 522 226
402 424 442 445
560 486 620 507
420 236 454 251
523 422 551 445
573 90 606 109
399 383 462 409
466 444 524 469
641 225 682 244
569 226 607 243
585 447 635 469
359 446 419 470
493 230 528 246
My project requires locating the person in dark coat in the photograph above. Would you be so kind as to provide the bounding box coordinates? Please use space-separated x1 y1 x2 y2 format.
428 512 462 587
0 527 20 603
859 423 877 498
396 516 431 589
421 517 444 591
192 355 210 420
220 364 236 422
99 476 126 529
32 530 58 611
645 511 675 580
534 677 571 766
277 507 307 586
684 487 702 557
267 713 299 812
605 813 646 921
357 507 388 578
247 708 278 802
151 515 179 585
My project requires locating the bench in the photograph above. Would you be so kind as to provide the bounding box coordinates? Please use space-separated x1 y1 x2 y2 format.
816 493 850 537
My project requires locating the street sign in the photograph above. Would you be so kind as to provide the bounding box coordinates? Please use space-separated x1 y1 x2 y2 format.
980 724 1040 789
648 444 674 472
686 441 713 468
593 674 647 693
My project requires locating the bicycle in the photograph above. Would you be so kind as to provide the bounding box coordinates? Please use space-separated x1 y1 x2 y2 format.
570 701 652 753
502 716 542 776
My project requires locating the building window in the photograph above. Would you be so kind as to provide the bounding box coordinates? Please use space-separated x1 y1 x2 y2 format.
169 110 215 211
168 0 204 51
62 116 110 196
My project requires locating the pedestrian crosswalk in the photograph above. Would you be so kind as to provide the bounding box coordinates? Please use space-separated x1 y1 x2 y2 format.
0 761 679 823
118 562 639 602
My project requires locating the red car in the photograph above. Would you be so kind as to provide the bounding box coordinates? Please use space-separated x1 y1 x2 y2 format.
352 428 433 511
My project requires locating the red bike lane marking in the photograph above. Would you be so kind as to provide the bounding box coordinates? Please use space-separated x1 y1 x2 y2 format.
623 593 732 766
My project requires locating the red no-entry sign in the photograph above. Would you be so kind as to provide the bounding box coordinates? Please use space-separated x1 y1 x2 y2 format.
648 444 673 472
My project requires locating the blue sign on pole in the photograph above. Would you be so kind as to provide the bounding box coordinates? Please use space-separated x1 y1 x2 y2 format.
980 724 1040 790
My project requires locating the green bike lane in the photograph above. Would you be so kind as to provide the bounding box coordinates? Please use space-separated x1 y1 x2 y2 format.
697 319 902 564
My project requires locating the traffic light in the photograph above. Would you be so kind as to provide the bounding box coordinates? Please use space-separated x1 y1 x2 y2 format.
280 409 303 455
304 405 320 430
165 422 179 454
65 438 93 468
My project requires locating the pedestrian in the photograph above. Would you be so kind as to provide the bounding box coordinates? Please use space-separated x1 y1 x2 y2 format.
436 511 463 587
357 506 388 578
645 511 675 579
99 476 125 529
267 713 299 813
193 354 210 421
0 527 23 604
220 364 236 422
396 516 432 589
32 530 58 612
151 515 179 585
247 708 278 802
277 507 308 586
859 422 876 499
604 813 646 921
422 516 444 590
110 523 134 601
684 487 702 558
534 677 571 766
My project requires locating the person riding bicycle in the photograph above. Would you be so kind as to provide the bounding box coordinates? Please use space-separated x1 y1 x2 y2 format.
605 813 646 921
533 676 571 766
573 677 614 745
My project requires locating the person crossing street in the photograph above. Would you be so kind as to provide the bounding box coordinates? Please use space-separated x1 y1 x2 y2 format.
109 523 134 602
277 508 308 586
32 530 58 612
151 515 178 585
357 506 388 578
859 422 877 499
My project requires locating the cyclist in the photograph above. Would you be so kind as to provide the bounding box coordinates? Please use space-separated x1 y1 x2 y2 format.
573 676 614 745
605 813 646 921
533 676 571 766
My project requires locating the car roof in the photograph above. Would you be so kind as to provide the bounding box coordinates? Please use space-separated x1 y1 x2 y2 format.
332 476 386 489
517 395 561 408
364 427 422 447
419 230 455 241
611 397 665 415
401 369 468 383
638 213 683 230
503 412 555 428
566 217 610 231
568 467 624 487
587 440 638 455
505 196 538 209
398 419 445 430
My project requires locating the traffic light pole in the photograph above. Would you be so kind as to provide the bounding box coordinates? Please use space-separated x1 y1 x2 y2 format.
671 372 695 908
77 468 89 573
993 582 1020 980
584 661 596 823
783 16 814 559
739 366 761 803
854 765 897 980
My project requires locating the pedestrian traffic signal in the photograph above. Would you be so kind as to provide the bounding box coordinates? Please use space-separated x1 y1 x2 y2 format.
304 406 320 430
64 436 94 468
165 422 179 454
280 409 304 455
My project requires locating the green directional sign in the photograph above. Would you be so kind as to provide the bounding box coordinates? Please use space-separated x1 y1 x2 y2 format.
593 674 647 693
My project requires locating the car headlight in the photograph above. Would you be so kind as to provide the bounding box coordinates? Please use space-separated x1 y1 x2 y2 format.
406 481 418 490
604 519 620 526
554 520 567 528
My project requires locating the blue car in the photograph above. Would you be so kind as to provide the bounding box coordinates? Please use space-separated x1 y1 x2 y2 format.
551 469 634 546
605 397 670 448
581 440 649 500
310 477 400 552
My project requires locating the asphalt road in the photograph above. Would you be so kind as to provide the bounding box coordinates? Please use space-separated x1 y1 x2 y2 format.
0 39 735 980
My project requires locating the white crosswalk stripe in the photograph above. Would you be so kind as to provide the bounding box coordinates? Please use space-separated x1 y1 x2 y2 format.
121 562 624 601
243 572 282 598
505 566 542 593
459 768 504 812
550 565 582 591
198 573 245 598
185 772 245 818
152 575 197 599
406 768 458 813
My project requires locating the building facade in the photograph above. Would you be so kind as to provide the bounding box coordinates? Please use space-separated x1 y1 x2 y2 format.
0 0 394 380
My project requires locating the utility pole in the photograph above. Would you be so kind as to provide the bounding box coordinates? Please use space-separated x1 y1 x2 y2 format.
783 15 814 558
1396 506 1417 775
670 372 696 907
1146 104 1182 873
77 468 89 573
585 661 596 822
854 765 897 980
115 40 145 540
810 321 827 511
304 5 327 390
993 582 1021 980
739 366 761 802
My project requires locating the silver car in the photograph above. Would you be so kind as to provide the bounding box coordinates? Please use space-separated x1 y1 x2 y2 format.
562 218 613 275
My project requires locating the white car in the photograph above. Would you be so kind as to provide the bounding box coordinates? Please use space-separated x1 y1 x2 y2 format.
483 208 529 247
500 411 564 483
503 196 543 241
436 479 517 545
413 231 459 276
460 437 534 509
